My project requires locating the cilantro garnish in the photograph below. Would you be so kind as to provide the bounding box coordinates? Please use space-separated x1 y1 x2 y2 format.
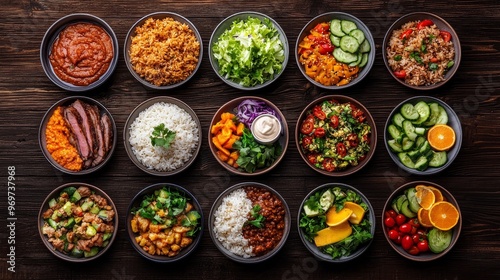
150 123 176 149
245 204 265 228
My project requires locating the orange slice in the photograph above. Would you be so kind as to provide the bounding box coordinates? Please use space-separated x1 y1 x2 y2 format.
429 201 460 231
417 207 433 228
415 186 435 210
427 124 456 151
426 186 444 202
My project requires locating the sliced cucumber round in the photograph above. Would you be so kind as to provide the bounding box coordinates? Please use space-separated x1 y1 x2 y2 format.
428 228 452 253
330 19 345 37
349 29 365 44
413 101 431 125
340 20 357 34
400 103 419 120
339 35 360 54
333 48 358 64
429 151 447 167
435 106 449 125
398 152 415 169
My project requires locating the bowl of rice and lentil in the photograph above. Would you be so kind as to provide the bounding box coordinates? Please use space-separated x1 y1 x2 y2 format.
124 12 203 90
383 12 461 90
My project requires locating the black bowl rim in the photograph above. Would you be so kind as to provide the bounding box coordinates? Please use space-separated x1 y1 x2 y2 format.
38 182 119 262
208 11 289 90
126 182 204 263
383 96 463 175
40 13 119 92
123 11 203 90
38 96 117 175
297 182 376 262
123 96 202 176
295 12 376 90
382 12 462 90
208 96 289 176
295 95 377 176
381 180 462 261
208 182 291 263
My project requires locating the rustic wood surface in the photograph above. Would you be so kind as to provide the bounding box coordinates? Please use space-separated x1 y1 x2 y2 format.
1 0 499 279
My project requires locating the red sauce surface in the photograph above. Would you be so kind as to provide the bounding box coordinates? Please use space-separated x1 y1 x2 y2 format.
49 23 113 86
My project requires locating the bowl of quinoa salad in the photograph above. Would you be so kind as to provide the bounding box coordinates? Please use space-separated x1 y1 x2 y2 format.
124 12 202 90
383 12 461 90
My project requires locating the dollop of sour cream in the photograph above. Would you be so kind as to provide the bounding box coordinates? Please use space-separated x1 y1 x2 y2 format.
251 114 281 144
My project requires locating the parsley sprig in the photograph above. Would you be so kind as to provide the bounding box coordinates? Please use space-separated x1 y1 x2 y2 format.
245 204 265 228
150 123 176 149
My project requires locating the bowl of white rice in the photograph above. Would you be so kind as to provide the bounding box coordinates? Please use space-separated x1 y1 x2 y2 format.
208 182 291 263
124 96 202 176
383 12 461 90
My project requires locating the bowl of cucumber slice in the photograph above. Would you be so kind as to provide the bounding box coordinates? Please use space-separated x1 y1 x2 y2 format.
295 12 375 89
384 96 462 175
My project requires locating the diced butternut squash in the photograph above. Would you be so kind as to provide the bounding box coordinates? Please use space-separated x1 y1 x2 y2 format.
236 122 245 136
225 119 237 131
217 127 233 145
344 202 366 225
313 221 352 247
220 112 235 121
326 206 353 227
216 150 229 161
223 135 239 149
229 151 239 161
212 136 230 156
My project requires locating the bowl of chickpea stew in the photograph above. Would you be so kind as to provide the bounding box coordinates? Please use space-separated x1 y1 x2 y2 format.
126 183 204 263
208 182 291 263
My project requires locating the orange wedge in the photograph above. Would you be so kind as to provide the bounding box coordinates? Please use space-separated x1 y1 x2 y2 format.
415 186 435 210
417 207 433 228
426 186 445 202
427 124 456 151
429 201 460 231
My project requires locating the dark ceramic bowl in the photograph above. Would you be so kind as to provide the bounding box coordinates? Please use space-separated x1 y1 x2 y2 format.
38 182 118 262
124 12 202 90
209 11 289 90
39 96 117 175
297 183 375 262
382 181 462 261
382 12 461 90
384 96 462 175
126 183 204 263
295 95 377 176
208 182 291 263
295 12 375 90
123 96 202 176
40 13 119 92
208 96 289 176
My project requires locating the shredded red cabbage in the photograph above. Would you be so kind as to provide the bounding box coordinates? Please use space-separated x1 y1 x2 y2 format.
236 99 279 127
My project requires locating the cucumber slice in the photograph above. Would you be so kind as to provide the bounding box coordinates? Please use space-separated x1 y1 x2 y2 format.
392 113 405 128
401 137 415 151
402 120 418 141
340 35 360 53
428 228 452 253
341 20 357 34
405 188 421 213
333 48 358 63
330 34 341 47
435 106 449 125
419 141 432 158
400 103 419 120
319 189 334 211
349 29 365 44
413 101 431 125
415 136 426 149
392 194 407 214
415 127 426 135
428 151 447 167
423 103 440 127
359 38 371 53
358 53 369 67
388 124 403 141
398 152 415 169
414 156 429 171
330 19 345 37
349 53 363 67
400 199 417 218
387 139 403 152
407 149 421 161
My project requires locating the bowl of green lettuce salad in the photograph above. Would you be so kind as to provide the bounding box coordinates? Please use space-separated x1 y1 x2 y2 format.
209 11 289 90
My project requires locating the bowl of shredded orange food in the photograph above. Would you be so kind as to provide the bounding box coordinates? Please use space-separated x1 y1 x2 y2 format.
296 12 375 89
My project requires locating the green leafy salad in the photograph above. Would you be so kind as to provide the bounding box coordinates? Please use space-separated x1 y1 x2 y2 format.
212 16 286 87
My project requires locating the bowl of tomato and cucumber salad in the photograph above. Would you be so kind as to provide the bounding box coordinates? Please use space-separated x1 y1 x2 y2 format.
384 96 462 175
295 12 375 89
382 181 462 261
298 183 375 262
38 182 118 262
296 95 377 176
208 96 289 176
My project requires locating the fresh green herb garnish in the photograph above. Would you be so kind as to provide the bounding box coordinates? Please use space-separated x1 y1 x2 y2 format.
394 54 402 61
150 123 176 149
233 128 282 173
410 51 423 64
429 62 439 71
246 204 265 228
446 60 455 68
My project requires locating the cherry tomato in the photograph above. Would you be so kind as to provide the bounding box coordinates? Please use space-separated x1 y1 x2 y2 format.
409 218 420 228
408 245 420 255
440 30 452 42
430 57 439 63
336 143 347 157
330 115 339 128
401 235 413 250
412 234 420 244
385 210 397 218
300 121 314 134
305 114 315 123
314 127 326 138
394 70 406 79
395 214 406 225
410 225 418 235
307 153 319 164
393 235 402 245
388 229 399 240
347 133 359 147
362 134 370 144
384 217 396 228
322 158 335 172
417 19 434 29
400 29 413 39
301 136 313 148
399 223 412 234
313 106 326 120
417 229 427 239
417 240 429 252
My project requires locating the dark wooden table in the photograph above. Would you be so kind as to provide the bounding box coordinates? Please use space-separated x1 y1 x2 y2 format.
1 0 499 279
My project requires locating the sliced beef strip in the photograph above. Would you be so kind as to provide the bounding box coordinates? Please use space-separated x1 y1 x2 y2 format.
85 104 106 166
70 100 96 157
101 114 113 153
63 106 91 160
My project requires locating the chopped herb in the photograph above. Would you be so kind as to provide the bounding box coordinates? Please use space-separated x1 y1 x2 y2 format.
410 51 423 64
429 63 439 71
394 55 402 61
150 123 176 149
421 41 427 53
245 204 265 228
428 34 436 42
233 128 282 173
447 60 455 68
